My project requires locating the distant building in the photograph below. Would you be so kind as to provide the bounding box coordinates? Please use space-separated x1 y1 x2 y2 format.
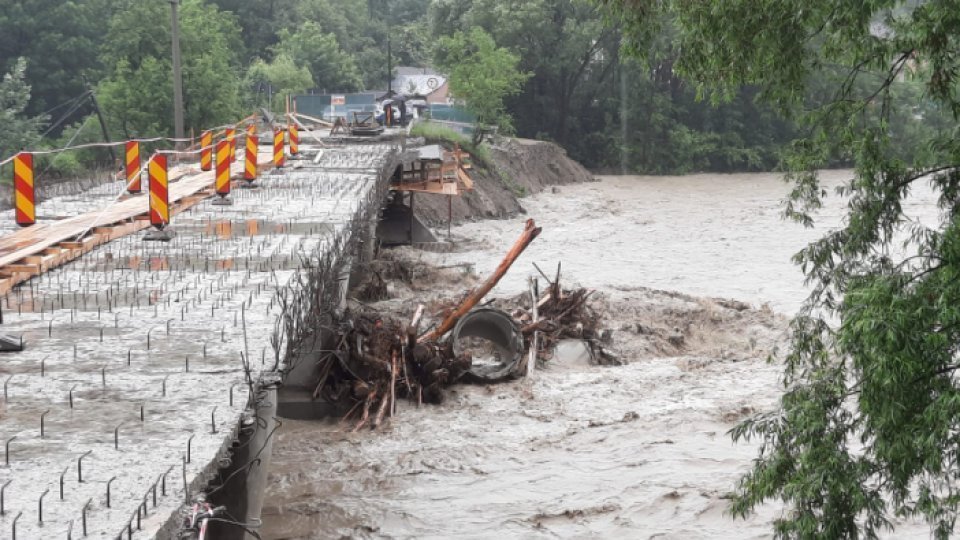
392 67 450 105
291 67 469 125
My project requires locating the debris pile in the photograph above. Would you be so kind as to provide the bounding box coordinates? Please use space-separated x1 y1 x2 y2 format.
311 219 616 430
511 271 621 366
311 310 471 431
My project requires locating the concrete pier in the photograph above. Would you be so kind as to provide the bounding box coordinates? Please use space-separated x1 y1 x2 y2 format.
0 141 399 538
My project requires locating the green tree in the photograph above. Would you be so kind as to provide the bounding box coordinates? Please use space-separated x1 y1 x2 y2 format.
206 0 298 60
273 22 363 93
434 27 529 142
431 0 621 153
604 0 960 537
98 0 244 138
294 0 374 55
0 0 111 121
0 58 46 165
293 0 432 90
617 32 794 175
245 55 314 112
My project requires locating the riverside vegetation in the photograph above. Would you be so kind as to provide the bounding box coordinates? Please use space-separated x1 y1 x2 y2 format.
1 0 946 177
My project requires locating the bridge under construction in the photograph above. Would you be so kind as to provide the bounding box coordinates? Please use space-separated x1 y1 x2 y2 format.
0 117 404 538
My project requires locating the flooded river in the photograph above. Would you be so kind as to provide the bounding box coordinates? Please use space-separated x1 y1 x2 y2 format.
261 171 937 539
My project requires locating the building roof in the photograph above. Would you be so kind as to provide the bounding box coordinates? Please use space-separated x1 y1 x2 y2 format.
390 66 447 97
394 66 439 77
393 74 447 97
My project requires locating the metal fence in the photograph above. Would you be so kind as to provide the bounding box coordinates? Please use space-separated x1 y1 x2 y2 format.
292 94 476 126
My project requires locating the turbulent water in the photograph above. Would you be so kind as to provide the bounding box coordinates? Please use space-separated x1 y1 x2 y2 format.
261 171 940 539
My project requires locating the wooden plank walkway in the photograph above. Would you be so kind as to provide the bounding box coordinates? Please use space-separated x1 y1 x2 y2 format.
0 149 275 296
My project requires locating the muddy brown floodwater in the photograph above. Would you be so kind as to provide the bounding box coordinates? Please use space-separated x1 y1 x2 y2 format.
262 171 938 539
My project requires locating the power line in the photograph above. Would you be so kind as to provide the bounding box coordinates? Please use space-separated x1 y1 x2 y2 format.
40 92 92 138
38 91 91 118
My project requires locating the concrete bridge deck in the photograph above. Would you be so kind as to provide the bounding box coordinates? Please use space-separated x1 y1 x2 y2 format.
0 141 398 538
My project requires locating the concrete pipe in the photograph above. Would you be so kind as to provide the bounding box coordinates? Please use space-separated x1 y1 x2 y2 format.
451 307 524 383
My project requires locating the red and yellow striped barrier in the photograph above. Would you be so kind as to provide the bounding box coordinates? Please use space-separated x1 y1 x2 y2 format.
14 152 35 227
148 155 169 229
215 140 231 196
125 141 141 194
274 129 285 169
200 130 213 171
289 123 299 156
226 128 236 164
245 135 258 182
246 123 256 137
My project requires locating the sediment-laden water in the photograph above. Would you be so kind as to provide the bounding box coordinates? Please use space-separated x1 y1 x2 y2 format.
261 171 938 539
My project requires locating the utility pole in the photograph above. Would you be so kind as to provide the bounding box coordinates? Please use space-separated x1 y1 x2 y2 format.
387 37 393 94
88 90 117 164
169 0 185 148
82 77 117 164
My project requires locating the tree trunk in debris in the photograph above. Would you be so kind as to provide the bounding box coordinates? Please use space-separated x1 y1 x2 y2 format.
418 219 542 343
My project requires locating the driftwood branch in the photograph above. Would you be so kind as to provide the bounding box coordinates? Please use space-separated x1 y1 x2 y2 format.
407 304 424 350
419 219 542 343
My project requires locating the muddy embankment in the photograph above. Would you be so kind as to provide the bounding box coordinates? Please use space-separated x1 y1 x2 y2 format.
411 138 596 226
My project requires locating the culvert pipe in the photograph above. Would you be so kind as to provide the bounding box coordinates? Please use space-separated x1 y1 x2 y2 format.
451 307 524 383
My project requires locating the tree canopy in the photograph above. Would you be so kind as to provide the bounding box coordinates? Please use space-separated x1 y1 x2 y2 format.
0 59 46 163
0 0 808 174
603 0 960 537
97 0 243 138
0 0 110 118
272 22 363 94
0 0 947 181
434 27 529 142
246 54 314 113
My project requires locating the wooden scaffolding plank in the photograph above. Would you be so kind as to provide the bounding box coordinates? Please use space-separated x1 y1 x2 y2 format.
0 151 275 281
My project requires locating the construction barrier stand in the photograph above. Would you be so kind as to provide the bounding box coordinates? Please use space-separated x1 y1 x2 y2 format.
13 152 35 227
245 135 258 182
226 128 236 164
215 140 231 196
289 123 299 155
200 131 213 171
125 141 141 193
273 129 285 169
148 155 169 229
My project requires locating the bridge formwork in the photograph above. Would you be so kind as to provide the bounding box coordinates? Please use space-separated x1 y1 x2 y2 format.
0 138 400 538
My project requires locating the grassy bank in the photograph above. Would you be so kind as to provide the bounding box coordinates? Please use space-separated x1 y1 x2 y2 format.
409 122 491 167
408 121 529 196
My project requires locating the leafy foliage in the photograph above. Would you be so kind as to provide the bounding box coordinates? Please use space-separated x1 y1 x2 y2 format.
40 116 109 177
409 121 492 167
434 28 529 143
3 0 946 178
273 22 363 93
0 0 111 118
605 0 960 537
0 58 46 164
246 55 314 112
430 0 797 172
206 0 299 60
431 0 621 161
97 0 243 138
